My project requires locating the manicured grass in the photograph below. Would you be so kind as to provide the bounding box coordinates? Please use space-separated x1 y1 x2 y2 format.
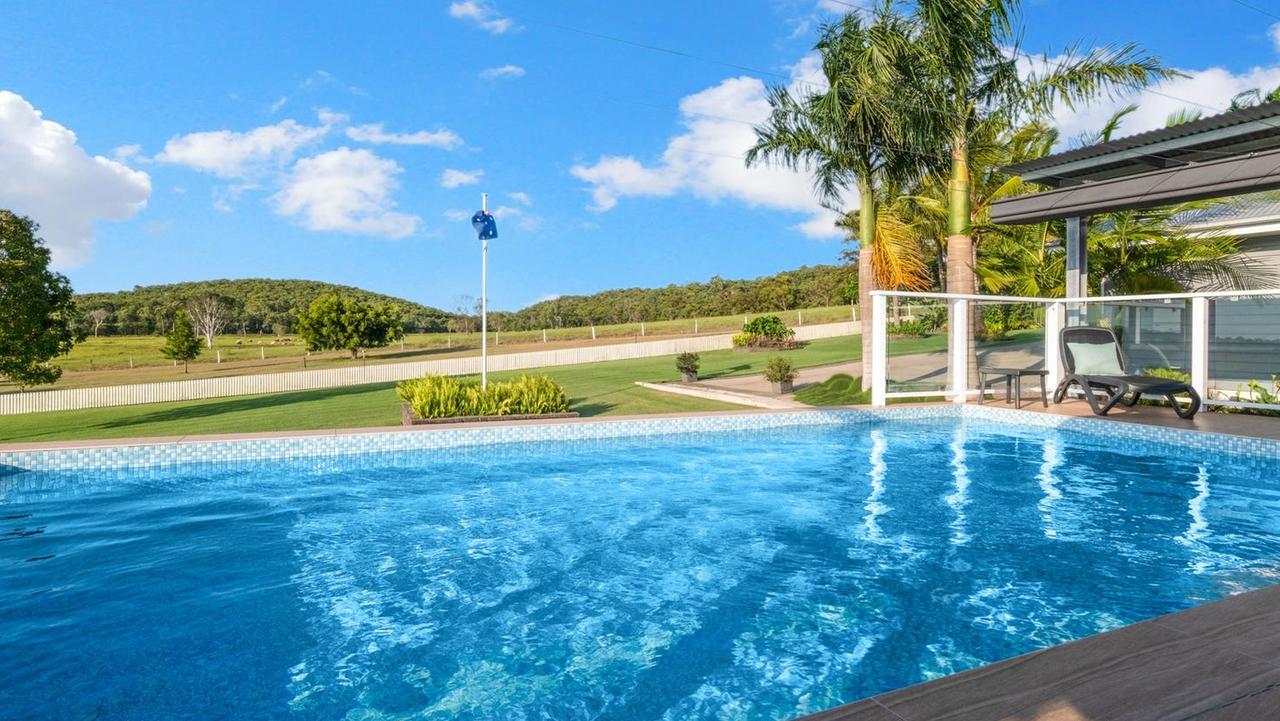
794 374 872 406
0 336 864 442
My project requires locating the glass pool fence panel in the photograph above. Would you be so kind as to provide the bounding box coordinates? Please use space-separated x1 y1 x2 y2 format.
973 301 1048 402
1207 296 1280 410
885 297 950 397
1080 299 1192 378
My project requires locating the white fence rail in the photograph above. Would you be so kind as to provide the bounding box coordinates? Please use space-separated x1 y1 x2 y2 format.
0 321 858 415
869 289 1280 412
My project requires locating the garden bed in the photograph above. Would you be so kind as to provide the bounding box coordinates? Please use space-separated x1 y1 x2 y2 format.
401 403 579 426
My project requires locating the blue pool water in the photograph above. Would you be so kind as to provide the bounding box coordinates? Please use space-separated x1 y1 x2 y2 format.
3 417 1280 720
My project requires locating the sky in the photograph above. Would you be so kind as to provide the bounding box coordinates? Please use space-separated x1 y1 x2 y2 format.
2 1 1280 312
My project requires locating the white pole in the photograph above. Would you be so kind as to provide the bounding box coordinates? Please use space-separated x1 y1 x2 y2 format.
1191 296 1209 400
1046 302 1064 393
950 298 969 405
871 294 887 407
481 192 489 389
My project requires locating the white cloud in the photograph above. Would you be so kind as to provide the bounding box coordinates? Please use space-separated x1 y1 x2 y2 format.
155 117 329 179
507 191 532 205
273 147 419 238
346 123 463 149
569 58 844 238
448 1 517 34
1270 23 1280 54
491 204 543 232
112 144 141 162
440 168 484 188
443 209 471 221
0 91 151 266
480 64 525 80
1022 54 1280 148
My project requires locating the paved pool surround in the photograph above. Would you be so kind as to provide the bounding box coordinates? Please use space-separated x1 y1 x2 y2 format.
3 403 1279 474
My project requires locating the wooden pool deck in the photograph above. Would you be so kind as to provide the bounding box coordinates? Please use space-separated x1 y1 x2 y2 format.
802 582 1280 721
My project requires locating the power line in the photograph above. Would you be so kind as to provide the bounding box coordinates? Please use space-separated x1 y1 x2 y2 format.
1225 0 1280 22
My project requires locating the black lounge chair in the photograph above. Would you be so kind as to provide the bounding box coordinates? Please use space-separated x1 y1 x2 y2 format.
1052 326 1201 419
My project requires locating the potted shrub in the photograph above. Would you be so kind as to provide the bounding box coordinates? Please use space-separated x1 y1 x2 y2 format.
764 356 798 394
675 352 700 382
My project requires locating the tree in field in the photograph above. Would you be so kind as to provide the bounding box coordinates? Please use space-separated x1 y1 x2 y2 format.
88 308 110 337
0 211 80 387
188 294 232 349
294 293 404 358
749 9 937 388
161 309 202 373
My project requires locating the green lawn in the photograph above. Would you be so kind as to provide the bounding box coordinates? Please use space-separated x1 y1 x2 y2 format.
0 328 1040 443
0 336 868 442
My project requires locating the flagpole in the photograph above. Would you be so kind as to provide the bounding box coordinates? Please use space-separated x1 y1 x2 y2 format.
481 192 488 390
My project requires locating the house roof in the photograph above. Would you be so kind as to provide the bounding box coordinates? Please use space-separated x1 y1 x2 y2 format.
1173 192 1280 226
1002 102 1280 189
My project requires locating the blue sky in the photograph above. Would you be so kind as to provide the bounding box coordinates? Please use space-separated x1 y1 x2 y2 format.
2 1 1279 311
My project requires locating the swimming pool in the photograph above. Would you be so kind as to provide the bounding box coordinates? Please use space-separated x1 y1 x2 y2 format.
3 408 1280 720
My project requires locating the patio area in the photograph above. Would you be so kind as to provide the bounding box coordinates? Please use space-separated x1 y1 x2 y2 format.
800 582 1280 721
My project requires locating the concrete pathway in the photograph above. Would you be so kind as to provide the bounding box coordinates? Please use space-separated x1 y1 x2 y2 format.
686 340 1046 401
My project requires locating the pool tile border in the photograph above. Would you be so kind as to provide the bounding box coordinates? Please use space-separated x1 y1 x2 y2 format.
2 405 1278 474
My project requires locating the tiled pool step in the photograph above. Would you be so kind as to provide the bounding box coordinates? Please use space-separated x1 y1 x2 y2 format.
799 583 1280 721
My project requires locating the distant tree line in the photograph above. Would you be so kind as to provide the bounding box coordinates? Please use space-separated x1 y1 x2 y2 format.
76 279 452 336
497 264 855 331
74 266 856 338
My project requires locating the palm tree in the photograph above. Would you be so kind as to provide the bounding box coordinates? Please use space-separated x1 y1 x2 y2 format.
748 7 938 387
901 0 1176 384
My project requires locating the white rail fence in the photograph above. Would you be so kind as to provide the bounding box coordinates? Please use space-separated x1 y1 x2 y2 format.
1 322 858 415
869 289 1280 412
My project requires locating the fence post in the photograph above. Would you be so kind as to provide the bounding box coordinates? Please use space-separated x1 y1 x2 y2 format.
871 293 888 407
950 297 969 405
542 329 547 343
1191 296 1210 401
1045 302 1064 394
591 325 596 340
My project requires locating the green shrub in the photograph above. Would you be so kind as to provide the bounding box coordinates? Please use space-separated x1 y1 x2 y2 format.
675 352 700 375
764 356 798 383
887 318 930 338
743 315 794 340
735 315 796 348
397 373 570 419
1143 366 1190 383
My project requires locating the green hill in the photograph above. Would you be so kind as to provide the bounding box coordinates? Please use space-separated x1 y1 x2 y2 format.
75 264 856 337
499 264 854 330
76 279 452 336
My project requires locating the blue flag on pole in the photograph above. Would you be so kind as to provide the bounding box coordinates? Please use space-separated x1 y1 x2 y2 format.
471 211 498 240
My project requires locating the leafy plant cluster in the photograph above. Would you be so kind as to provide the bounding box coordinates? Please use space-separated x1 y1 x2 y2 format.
887 319 932 338
397 374 570 419
980 304 1041 340
733 315 798 349
764 356 798 383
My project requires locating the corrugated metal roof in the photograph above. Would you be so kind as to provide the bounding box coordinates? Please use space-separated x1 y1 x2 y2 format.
1004 102 1280 178
991 148 1280 224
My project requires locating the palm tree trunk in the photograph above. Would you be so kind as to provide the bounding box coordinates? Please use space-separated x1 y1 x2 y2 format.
858 182 878 391
945 136 979 391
